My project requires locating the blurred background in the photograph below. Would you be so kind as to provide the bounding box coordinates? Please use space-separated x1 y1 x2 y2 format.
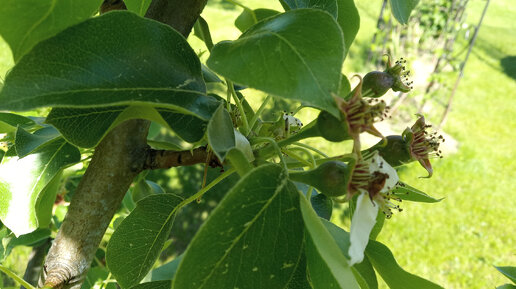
1 0 514 288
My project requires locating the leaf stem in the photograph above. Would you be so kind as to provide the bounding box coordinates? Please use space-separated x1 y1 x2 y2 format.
0 265 35 289
249 94 272 132
178 168 236 208
283 148 313 168
292 142 329 158
226 79 250 135
251 137 287 172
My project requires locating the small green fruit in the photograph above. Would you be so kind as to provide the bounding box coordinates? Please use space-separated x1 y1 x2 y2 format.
316 111 350 142
362 71 395 98
370 135 412 167
290 161 351 197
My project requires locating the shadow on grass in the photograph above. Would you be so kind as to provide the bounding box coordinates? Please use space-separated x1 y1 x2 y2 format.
500 56 516 81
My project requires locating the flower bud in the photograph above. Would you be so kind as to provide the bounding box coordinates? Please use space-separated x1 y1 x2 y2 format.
289 161 351 197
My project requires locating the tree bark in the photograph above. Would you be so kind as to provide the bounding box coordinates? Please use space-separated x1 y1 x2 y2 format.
40 1 208 288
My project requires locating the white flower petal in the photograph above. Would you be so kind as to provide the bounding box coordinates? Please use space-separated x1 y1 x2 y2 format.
367 152 399 193
348 192 379 266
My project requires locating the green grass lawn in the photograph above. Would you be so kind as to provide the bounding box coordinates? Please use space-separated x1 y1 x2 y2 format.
1 0 515 288
350 0 516 288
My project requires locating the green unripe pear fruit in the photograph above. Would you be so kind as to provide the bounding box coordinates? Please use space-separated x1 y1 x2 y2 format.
290 161 351 197
371 135 412 167
362 71 395 98
316 111 350 142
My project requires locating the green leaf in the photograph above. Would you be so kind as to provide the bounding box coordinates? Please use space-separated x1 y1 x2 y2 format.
81 267 116 289
0 138 80 236
498 285 516 289
106 193 183 289
336 0 360 55
156 108 208 143
173 164 304 289
496 266 516 284
365 240 444 289
340 74 351 96
0 11 218 118
124 0 152 16
46 105 211 148
0 0 102 62
310 193 333 220
318 218 378 289
201 64 222 83
207 104 235 161
389 0 420 24
300 194 359 289
132 180 165 203
282 0 338 18
352 256 378 289
392 182 443 203
129 281 172 289
3 228 50 260
15 126 61 157
235 8 280 32
207 9 344 117
278 0 360 55
149 255 183 281
286 253 312 289
0 113 35 133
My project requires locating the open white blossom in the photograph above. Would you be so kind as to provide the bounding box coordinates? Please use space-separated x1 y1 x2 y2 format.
348 152 399 266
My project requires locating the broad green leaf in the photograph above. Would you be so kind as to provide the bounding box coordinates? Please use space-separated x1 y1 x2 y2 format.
124 0 152 16
320 220 378 289
498 285 516 289
207 9 344 117
389 0 420 24
340 74 351 96
0 11 218 118
129 281 172 289
392 182 442 203
2 228 50 261
157 108 208 143
286 253 312 289
132 180 165 203
0 138 80 236
0 113 35 133
106 193 183 289
369 210 386 240
15 126 60 157
352 256 378 289
173 164 304 289
300 194 359 289
35 170 63 229
149 255 183 281
81 267 116 289
193 17 214 51
278 0 360 55
235 8 280 32
282 0 338 18
46 105 212 148
496 266 516 284
0 0 102 62
0 150 4 163
201 64 222 83
310 193 333 220
207 105 235 161
366 240 444 289
336 0 360 55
